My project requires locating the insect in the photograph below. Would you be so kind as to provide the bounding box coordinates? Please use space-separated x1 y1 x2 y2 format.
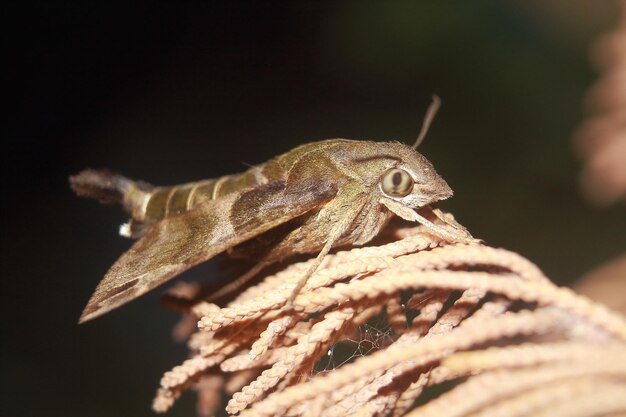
71 97 472 323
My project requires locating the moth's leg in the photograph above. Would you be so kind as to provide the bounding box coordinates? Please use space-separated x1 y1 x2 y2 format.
207 232 339 304
208 214 351 305
381 198 473 243
283 198 365 305
412 210 474 243
430 208 473 240
286 235 337 305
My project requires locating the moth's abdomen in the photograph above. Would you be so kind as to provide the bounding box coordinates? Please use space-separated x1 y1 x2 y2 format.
143 166 267 222
143 180 214 221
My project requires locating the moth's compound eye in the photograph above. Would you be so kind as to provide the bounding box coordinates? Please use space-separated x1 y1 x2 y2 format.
381 168 414 197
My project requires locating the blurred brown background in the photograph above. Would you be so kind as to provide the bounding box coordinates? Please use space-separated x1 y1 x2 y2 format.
3 1 625 416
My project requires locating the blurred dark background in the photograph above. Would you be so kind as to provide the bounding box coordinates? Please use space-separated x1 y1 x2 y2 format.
3 1 625 416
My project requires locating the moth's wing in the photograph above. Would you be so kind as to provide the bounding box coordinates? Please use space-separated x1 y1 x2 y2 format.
79 180 337 323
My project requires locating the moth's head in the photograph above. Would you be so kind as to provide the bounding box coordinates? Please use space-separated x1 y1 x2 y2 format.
375 95 452 210
374 142 453 209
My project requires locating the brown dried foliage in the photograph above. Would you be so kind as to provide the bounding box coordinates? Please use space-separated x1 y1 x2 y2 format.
151 220 626 417
574 0 626 205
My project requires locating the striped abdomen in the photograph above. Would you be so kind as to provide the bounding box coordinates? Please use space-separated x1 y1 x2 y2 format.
71 139 350 237
139 165 267 223
136 140 343 223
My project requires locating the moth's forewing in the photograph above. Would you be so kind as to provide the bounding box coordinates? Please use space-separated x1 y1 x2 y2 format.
79 180 337 323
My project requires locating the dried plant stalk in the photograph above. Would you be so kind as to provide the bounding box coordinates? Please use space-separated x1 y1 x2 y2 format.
574 0 626 205
150 223 626 417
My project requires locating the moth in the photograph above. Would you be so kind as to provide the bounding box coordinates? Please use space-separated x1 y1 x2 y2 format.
71 97 471 323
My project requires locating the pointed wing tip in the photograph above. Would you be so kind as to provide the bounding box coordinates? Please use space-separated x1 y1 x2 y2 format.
78 304 104 324
78 291 121 324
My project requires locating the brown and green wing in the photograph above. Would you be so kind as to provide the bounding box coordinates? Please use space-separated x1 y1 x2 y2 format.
79 180 337 323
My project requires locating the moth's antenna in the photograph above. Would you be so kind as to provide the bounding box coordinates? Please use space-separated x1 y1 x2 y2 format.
413 95 441 149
